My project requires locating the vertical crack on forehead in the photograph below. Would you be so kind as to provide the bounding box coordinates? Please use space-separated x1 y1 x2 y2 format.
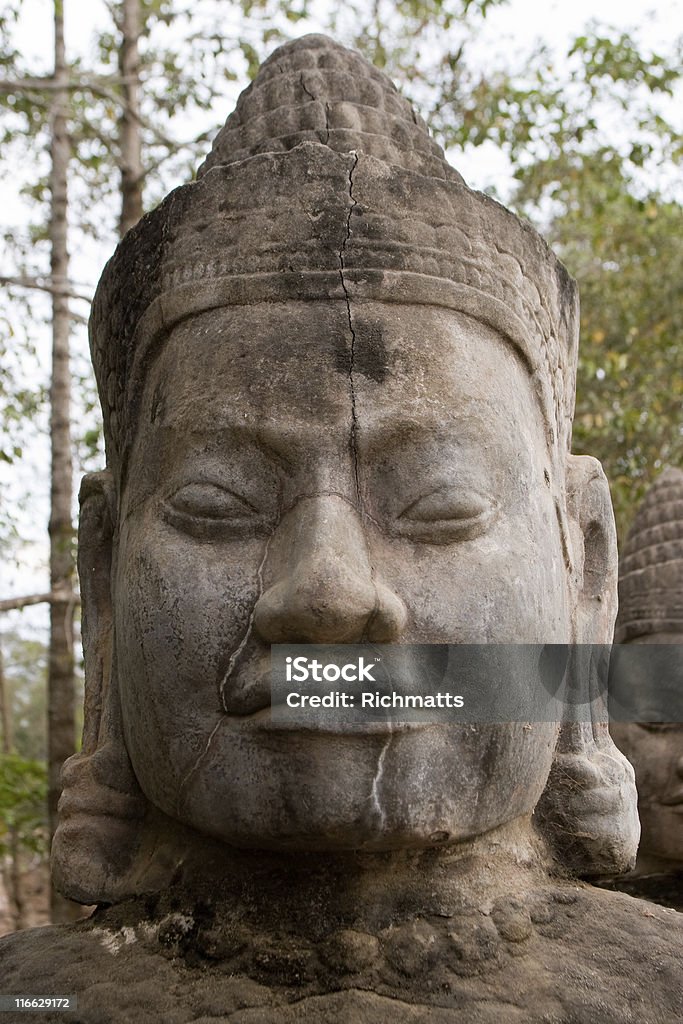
339 152 361 509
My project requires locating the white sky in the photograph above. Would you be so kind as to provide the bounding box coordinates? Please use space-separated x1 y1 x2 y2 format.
1 0 681 632
8 0 682 192
13 0 682 91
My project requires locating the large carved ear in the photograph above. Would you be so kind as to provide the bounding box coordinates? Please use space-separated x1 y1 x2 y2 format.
535 457 639 877
77 470 116 754
535 650 640 877
51 471 148 904
565 454 618 645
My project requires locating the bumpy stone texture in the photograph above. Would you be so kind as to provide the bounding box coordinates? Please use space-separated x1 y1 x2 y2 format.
615 467 683 643
1 878 682 1023
610 468 683 885
197 34 458 182
1 31 675 1023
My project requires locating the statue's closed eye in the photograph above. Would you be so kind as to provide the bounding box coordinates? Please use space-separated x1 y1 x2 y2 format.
163 483 261 538
396 487 497 544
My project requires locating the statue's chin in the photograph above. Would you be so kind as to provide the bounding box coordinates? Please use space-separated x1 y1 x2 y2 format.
173 785 524 854
130 722 554 857
182 821 477 854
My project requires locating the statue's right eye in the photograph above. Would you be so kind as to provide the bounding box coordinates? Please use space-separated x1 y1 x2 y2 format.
163 483 260 538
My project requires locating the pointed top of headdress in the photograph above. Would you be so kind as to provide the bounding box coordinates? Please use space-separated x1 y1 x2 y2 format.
198 34 461 183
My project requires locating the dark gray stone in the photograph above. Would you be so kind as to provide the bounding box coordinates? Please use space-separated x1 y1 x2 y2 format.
611 467 683 882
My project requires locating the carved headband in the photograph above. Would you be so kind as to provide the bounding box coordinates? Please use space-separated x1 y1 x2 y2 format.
89 35 579 475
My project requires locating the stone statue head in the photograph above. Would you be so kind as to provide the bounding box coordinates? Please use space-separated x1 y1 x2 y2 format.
52 35 638 903
611 467 683 875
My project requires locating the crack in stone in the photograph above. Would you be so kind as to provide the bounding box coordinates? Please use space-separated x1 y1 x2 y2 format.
360 563 382 643
177 531 274 815
300 73 316 103
369 735 392 831
335 154 378 634
176 717 223 817
219 530 274 712
339 152 361 508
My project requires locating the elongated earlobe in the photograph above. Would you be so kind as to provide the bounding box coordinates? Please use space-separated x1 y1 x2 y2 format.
51 472 148 903
535 647 640 876
536 458 639 877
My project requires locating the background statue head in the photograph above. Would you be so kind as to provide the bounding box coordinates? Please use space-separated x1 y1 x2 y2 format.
611 467 683 875
52 35 638 904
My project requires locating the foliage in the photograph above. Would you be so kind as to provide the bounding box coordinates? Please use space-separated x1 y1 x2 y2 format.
0 753 48 857
447 28 681 173
550 178 682 541
0 326 46 468
2 630 49 761
442 24 682 540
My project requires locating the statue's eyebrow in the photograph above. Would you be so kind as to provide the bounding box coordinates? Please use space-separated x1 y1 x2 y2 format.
357 414 485 453
255 433 295 474
161 423 298 475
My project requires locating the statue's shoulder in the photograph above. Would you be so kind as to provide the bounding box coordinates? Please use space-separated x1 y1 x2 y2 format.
0 920 210 1023
0 885 681 1023
531 882 683 1017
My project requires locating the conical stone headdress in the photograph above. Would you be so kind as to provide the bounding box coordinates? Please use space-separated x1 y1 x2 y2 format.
615 467 683 643
89 34 579 475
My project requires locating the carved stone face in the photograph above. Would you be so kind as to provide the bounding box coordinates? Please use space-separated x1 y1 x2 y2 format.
611 634 683 873
110 298 572 851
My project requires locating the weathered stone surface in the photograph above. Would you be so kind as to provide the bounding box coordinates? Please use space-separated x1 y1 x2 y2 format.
0 31 676 1022
610 468 683 886
1 876 682 1023
615 467 683 644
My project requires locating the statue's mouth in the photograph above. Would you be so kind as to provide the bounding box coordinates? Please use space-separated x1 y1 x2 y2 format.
232 706 428 734
220 671 433 734
218 645 456 733
220 669 273 716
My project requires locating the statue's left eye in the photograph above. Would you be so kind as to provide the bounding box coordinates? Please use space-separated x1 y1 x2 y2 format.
163 483 260 537
396 487 497 543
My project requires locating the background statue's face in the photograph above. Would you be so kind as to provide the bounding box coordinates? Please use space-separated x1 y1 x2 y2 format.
611 634 683 871
114 300 568 850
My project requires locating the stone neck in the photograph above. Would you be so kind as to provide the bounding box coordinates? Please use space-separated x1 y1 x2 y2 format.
147 815 549 934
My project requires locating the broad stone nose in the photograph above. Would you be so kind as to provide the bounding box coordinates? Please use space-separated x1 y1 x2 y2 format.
254 495 407 644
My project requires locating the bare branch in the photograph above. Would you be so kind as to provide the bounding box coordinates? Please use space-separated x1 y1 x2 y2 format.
0 590 80 613
0 74 185 155
0 74 126 94
140 128 215 180
0 274 92 304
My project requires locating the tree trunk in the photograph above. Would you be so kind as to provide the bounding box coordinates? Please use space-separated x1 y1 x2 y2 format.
118 0 143 235
47 0 78 925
